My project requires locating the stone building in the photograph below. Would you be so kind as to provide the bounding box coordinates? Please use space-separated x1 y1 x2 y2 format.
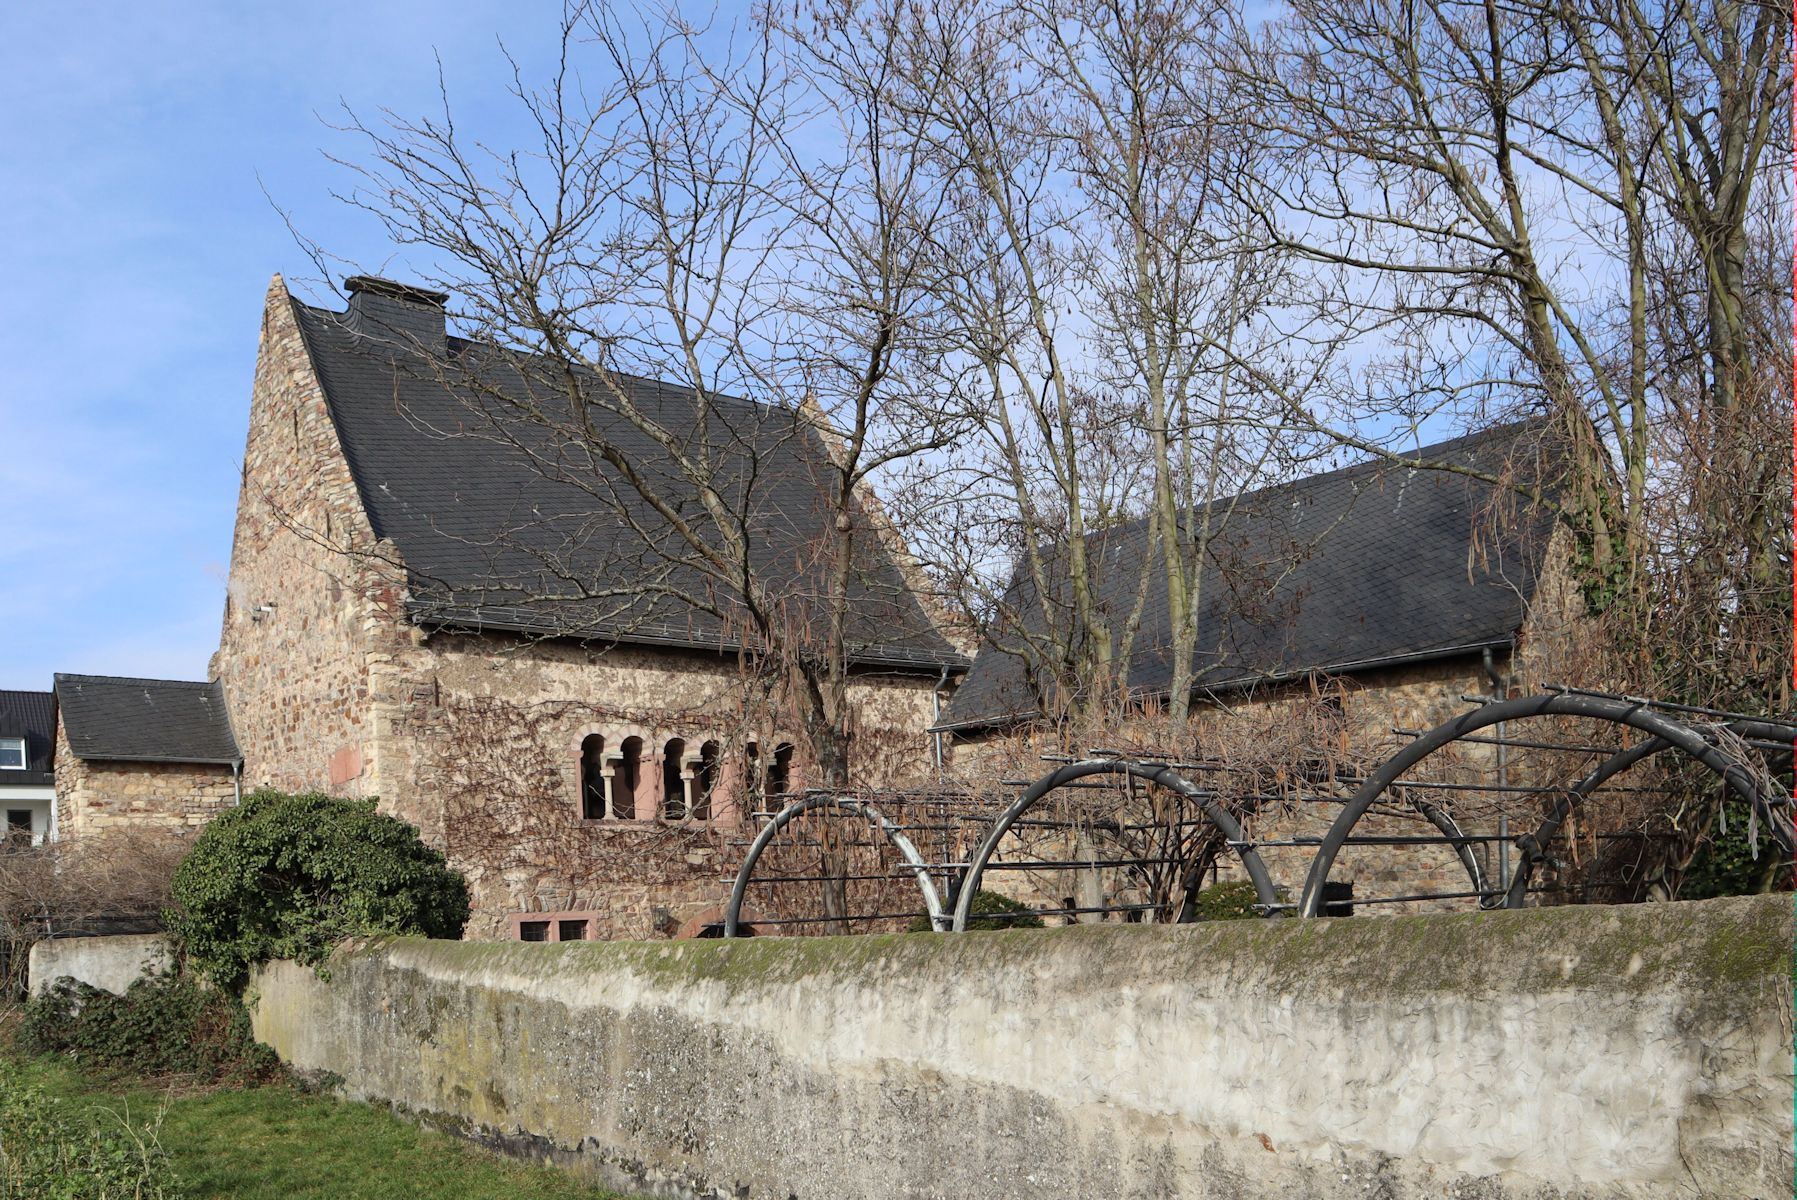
50 675 242 840
38 272 1583 932
937 421 1582 910
179 273 963 940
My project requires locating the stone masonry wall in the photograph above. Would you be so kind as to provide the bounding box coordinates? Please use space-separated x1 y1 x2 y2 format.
52 720 236 839
379 634 942 939
250 894 1795 1200
209 276 394 805
949 654 1503 914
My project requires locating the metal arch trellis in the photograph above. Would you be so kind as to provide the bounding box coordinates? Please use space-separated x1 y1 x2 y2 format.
1296 689 1797 917
947 758 1281 932
721 687 1794 936
722 793 949 937
722 757 1287 936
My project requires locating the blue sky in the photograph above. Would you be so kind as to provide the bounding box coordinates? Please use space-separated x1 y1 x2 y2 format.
0 3 588 690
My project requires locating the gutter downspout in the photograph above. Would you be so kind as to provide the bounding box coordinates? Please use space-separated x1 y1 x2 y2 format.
1483 646 1511 900
231 758 243 806
931 665 950 776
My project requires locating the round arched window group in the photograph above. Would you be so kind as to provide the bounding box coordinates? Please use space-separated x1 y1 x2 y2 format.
578 735 795 824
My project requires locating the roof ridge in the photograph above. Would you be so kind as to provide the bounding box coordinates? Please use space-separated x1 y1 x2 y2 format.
295 298 780 419
54 673 219 689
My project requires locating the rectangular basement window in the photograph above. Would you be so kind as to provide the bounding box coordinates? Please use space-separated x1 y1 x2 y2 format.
557 919 588 941
0 738 24 770
6 811 30 837
517 920 550 942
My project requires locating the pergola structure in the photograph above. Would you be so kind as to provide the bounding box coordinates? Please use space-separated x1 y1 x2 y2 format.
723 686 1795 936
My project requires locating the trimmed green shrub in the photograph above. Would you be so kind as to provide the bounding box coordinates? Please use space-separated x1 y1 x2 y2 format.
167 790 469 988
1188 879 1274 921
21 972 278 1087
0 1058 180 1199
908 889 1047 932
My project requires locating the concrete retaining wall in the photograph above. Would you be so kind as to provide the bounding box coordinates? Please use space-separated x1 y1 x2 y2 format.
249 896 1794 1199
29 934 173 997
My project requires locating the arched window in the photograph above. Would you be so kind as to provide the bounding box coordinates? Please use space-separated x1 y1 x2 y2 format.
661 737 687 820
693 740 720 821
743 742 761 811
767 742 794 800
614 737 641 820
579 735 606 820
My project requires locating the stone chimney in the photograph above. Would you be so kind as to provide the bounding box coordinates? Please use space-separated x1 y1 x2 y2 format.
343 275 449 355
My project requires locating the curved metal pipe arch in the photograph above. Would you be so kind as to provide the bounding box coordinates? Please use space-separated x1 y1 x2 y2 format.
723 793 946 938
1299 694 1794 917
951 759 1281 932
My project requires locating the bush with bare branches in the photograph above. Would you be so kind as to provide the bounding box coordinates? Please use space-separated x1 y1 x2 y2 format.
0 832 189 1002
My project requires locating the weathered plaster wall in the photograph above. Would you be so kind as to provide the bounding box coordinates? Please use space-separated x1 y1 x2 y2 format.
251 895 1793 1200
28 934 173 997
52 721 237 839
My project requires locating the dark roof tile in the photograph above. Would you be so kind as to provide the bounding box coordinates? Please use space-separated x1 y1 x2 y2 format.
290 297 964 674
0 689 56 784
54 675 240 764
940 422 1558 730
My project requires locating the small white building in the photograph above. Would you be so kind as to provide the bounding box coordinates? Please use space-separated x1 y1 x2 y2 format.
0 690 57 844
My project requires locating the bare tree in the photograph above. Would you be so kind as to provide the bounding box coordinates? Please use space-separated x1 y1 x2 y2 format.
1215 0 1790 678
884 0 1312 728
308 2 970 793
1026 0 1304 720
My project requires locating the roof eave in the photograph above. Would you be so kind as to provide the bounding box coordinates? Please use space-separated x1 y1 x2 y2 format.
69 753 242 767
408 605 970 676
931 636 1517 736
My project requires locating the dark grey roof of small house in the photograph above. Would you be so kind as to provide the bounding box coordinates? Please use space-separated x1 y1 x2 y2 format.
288 280 965 674
53 675 240 764
0 689 57 785
938 422 1559 731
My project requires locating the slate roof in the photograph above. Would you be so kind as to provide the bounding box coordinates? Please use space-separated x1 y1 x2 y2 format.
939 422 1558 731
289 289 965 674
53 675 240 764
0 689 57 785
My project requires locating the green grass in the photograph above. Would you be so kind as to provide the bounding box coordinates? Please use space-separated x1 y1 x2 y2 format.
5 1054 632 1200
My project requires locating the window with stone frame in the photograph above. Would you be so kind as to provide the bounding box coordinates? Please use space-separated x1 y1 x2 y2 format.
613 737 642 819
579 734 607 820
660 737 688 819
767 742 795 800
512 912 598 942
692 740 719 821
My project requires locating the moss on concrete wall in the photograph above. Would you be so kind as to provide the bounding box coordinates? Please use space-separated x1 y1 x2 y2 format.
252 895 1796 1199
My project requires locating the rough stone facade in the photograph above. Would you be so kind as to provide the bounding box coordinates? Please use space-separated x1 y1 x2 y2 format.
206 277 952 940
209 276 392 808
52 720 237 839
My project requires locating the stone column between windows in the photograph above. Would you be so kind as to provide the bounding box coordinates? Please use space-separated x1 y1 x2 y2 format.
679 755 698 818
